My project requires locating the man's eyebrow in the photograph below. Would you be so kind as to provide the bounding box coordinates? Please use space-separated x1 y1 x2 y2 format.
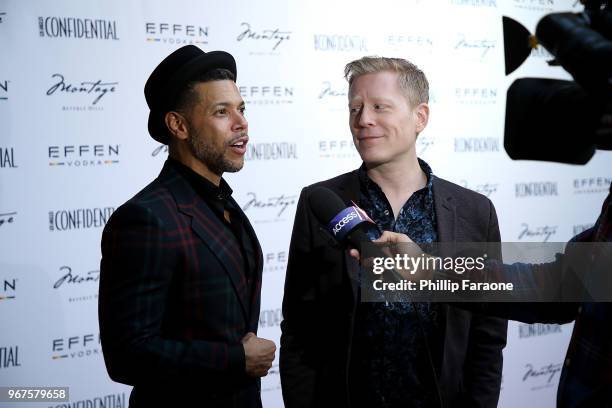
368 97 394 104
209 101 245 109
349 97 394 104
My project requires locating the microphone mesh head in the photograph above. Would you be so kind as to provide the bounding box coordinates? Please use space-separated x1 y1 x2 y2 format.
308 186 347 224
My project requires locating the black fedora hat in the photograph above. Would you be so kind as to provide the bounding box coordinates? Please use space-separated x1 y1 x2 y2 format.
145 45 237 144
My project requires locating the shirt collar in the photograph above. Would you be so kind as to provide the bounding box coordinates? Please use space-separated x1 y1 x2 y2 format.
358 158 435 194
167 158 233 200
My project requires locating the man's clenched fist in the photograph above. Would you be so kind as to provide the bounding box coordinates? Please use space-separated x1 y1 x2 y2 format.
242 332 276 377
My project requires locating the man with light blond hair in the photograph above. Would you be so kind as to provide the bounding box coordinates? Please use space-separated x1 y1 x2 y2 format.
280 56 507 407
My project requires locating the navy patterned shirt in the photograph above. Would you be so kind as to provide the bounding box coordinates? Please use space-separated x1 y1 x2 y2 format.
350 158 440 408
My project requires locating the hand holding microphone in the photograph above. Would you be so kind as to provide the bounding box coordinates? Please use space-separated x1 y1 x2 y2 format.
349 230 415 261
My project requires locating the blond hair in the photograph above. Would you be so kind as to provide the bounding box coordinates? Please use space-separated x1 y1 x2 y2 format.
344 56 429 107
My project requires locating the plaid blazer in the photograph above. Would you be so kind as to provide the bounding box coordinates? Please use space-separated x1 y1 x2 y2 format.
99 161 263 408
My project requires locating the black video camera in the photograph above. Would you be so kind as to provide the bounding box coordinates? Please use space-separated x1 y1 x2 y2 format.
503 0 612 164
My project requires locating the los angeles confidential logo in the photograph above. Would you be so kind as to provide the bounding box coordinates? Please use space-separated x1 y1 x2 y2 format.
38 16 119 40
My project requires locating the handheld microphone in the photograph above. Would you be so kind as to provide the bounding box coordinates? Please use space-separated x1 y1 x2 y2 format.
307 186 381 249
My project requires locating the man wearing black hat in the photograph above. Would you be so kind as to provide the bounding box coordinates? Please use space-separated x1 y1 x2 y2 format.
99 45 275 408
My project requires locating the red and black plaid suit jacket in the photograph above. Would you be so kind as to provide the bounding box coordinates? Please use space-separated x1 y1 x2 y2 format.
99 160 263 408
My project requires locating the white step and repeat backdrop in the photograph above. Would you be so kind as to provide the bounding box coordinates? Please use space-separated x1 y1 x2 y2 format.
1 0 610 406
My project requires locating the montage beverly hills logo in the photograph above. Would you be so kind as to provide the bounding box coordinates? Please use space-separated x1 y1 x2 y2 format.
241 191 298 224
522 361 563 391
459 180 499 198
453 32 497 61
318 80 348 112
46 73 118 111
318 81 347 100
53 265 100 304
517 223 558 242
236 22 292 55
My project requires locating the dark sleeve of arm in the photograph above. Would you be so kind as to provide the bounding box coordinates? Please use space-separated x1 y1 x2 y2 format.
461 199 508 407
478 261 580 324
280 188 318 408
98 204 245 385
475 199 579 324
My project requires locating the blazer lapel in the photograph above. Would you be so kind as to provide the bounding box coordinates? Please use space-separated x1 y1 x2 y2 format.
432 176 458 377
228 195 263 277
227 195 264 330
433 177 457 244
161 163 250 321
190 200 250 319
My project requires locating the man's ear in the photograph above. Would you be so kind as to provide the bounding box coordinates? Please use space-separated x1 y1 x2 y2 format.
414 103 430 134
165 111 189 141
